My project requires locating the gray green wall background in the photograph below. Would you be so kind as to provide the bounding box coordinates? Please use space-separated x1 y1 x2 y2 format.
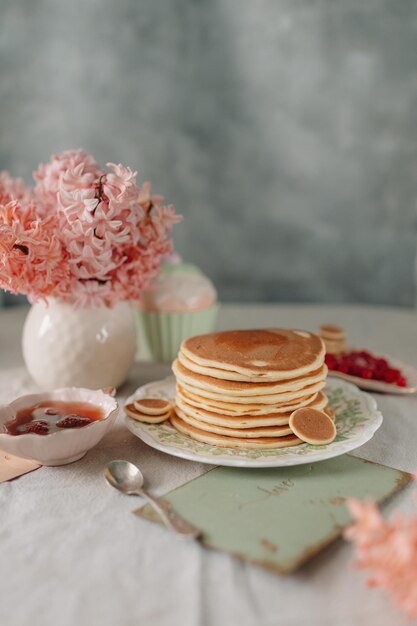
1 0 417 306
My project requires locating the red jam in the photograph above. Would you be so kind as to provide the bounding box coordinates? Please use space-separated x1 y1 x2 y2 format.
5 401 104 436
325 351 408 387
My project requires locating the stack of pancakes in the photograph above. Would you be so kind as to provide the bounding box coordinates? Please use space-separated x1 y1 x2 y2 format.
319 324 346 355
171 329 330 449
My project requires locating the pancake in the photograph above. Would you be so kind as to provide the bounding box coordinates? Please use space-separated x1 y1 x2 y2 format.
322 339 344 350
125 403 170 424
170 412 303 449
134 398 172 416
319 325 345 340
175 391 329 428
178 351 324 384
173 358 327 396
324 407 335 421
323 340 345 354
181 329 325 381
177 384 321 416
174 405 293 437
177 352 279 383
289 408 336 445
319 325 346 355
177 378 326 405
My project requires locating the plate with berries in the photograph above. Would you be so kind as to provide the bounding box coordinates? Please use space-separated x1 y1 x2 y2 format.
325 350 417 395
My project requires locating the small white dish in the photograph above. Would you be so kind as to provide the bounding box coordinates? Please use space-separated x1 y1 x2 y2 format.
0 388 118 466
124 377 383 468
328 354 417 395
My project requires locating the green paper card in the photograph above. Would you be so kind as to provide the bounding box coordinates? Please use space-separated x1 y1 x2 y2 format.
135 455 411 574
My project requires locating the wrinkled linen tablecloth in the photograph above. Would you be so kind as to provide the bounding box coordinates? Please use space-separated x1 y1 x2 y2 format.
0 304 416 626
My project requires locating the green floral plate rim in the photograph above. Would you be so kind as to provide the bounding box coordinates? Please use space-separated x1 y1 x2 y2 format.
124 377 383 468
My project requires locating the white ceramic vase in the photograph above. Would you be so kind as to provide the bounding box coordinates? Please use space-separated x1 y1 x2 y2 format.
22 298 136 390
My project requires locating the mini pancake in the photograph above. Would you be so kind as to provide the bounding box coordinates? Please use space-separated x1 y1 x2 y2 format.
172 359 328 396
134 398 172 416
319 325 345 340
323 339 344 350
177 385 322 416
170 412 303 449
175 405 293 438
125 403 170 424
175 393 329 428
180 329 325 381
177 378 326 405
324 406 335 421
289 408 336 445
319 325 346 355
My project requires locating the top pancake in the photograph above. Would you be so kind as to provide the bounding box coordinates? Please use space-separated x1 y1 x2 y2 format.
181 329 325 381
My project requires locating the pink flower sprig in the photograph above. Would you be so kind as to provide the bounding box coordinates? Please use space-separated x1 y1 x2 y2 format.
344 476 417 619
0 171 32 205
33 149 101 214
0 150 182 307
0 200 68 298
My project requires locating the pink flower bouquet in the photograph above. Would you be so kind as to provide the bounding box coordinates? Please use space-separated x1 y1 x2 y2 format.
0 149 182 308
344 477 417 620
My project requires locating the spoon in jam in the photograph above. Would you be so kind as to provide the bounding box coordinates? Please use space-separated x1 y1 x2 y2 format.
104 460 200 539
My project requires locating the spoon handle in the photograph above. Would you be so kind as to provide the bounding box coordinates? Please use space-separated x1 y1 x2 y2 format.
138 488 200 538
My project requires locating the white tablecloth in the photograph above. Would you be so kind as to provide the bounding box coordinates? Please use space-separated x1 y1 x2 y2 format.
1 304 416 626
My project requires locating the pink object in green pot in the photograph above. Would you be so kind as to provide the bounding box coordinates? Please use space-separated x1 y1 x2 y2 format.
138 260 217 313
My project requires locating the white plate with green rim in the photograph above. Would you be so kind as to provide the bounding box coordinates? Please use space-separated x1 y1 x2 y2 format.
124 377 383 468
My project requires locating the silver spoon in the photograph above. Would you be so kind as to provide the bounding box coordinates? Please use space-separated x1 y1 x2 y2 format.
104 460 200 539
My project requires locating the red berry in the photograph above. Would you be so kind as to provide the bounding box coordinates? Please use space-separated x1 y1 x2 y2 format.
331 349 407 386
56 415 92 429
384 369 397 384
336 363 350 374
325 354 337 369
22 420 49 435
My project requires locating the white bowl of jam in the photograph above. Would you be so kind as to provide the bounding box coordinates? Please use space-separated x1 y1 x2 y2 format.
0 388 118 466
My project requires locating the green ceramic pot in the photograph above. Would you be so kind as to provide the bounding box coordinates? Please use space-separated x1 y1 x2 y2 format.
134 304 219 363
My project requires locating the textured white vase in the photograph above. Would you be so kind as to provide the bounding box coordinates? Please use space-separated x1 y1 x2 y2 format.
22 299 136 390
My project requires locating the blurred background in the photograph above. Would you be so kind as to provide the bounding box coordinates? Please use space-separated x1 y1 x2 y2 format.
1 0 417 307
